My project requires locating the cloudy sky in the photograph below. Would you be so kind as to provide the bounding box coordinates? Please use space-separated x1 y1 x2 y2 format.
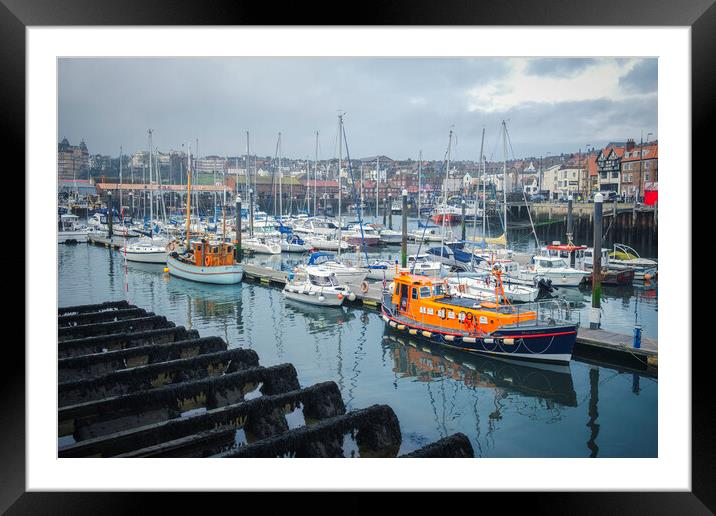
58 57 657 161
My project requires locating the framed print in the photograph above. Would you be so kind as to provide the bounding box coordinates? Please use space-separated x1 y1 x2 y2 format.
4 0 711 512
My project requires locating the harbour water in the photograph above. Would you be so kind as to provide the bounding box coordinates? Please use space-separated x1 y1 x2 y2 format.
58 235 658 457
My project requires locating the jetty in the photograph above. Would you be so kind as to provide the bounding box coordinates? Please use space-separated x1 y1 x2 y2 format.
241 263 658 375
57 301 474 458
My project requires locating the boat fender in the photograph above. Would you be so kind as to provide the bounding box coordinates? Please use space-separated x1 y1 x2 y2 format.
421 331 432 338
503 338 515 345
408 329 418 335
337 293 344 301
484 338 493 344
445 335 455 342
463 337 476 344
397 324 406 330
382 315 390 322
318 295 326 301
348 292 356 302
389 321 397 327
360 281 369 294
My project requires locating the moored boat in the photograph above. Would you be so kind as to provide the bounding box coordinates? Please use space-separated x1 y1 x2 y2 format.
381 268 578 363
282 266 356 307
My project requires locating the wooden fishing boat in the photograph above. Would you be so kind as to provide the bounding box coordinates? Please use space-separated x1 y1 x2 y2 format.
381 268 578 363
166 156 243 285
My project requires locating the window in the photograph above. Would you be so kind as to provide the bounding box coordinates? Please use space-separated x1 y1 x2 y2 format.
420 286 431 298
411 287 418 300
433 284 445 296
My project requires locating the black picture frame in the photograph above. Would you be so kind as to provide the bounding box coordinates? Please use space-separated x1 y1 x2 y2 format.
4 0 709 512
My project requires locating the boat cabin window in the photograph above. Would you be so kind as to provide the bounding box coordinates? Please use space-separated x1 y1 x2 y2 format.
433 284 445 297
419 286 431 298
212 246 219 253
309 274 337 286
411 287 418 300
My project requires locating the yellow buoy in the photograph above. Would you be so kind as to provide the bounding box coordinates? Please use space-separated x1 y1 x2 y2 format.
163 267 169 273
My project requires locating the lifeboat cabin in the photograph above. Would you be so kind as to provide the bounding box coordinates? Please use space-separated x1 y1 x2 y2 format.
381 270 577 363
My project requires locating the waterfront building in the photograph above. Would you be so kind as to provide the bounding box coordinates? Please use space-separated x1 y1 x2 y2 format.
595 143 626 194
620 139 658 201
57 138 89 180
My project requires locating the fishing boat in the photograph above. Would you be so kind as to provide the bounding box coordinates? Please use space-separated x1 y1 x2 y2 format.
282 266 356 307
166 155 243 285
57 214 90 244
381 268 578 363
527 255 589 287
430 204 462 225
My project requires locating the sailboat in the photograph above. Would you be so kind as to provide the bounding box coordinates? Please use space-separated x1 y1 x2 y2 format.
124 130 169 263
166 150 244 284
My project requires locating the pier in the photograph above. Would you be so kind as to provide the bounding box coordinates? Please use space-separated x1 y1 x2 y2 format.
242 263 658 374
58 301 474 458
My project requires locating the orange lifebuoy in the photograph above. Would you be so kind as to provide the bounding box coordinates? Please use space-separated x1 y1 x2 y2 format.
360 281 369 294
205 255 212 267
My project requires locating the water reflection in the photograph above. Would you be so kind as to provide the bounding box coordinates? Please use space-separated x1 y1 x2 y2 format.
283 301 356 336
383 334 578 407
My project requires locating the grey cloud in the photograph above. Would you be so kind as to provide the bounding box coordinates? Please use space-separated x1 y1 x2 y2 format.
619 59 658 94
523 58 597 78
58 57 656 161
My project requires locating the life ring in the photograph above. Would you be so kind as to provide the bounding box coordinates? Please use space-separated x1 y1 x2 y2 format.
466 312 474 322
360 281 369 294
166 241 176 253
205 255 212 267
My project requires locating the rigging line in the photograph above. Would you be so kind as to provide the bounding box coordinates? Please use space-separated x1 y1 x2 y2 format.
341 117 370 265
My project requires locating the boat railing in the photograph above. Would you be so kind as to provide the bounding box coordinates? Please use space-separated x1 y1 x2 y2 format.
509 299 580 328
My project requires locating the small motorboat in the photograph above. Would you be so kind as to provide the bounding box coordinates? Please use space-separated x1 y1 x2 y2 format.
57 214 90 244
123 236 170 263
366 259 399 281
296 252 369 285
243 236 282 255
283 266 356 307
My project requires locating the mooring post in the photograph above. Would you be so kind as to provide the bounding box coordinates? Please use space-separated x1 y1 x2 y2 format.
383 198 387 226
388 193 393 230
401 189 408 268
249 188 254 237
107 191 114 240
633 324 642 349
566 195 574 267
461 199 466 241
235 196 242 262
590 192 603 329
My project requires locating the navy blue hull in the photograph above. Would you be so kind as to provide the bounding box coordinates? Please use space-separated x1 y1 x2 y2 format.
381 309 577 363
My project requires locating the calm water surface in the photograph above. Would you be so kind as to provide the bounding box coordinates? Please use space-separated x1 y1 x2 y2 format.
58 236 657 457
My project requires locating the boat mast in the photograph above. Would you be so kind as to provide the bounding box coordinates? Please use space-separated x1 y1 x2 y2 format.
337 113 343 259
148 129 153 240
417 150 422 217
278 132 283 220
375 156 379 220
502 120 508 243
481 128 486 240
442 129 453 246
119 145 123 220
476 127 485 241
185 147 192 249
314 131 318 216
